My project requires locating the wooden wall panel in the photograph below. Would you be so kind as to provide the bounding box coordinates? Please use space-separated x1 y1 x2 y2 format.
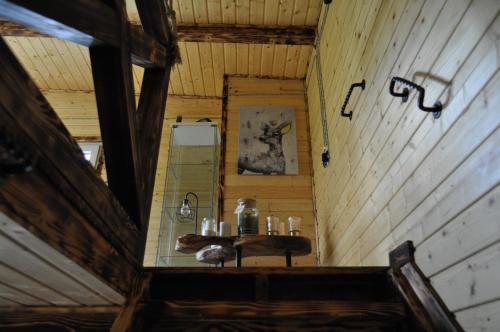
224 77 316 267
306 0 500 330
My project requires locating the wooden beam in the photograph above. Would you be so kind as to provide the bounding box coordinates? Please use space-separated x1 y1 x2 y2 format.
177 24 316 45
133 0 172 246
389 241 464 332
0 36 139 295
0 1 167 68
0 306 119 331
89 0 144 227
0 19 316 45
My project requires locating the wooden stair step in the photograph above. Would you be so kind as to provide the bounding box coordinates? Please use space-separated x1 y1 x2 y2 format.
143 300 407 331
147 267 400 302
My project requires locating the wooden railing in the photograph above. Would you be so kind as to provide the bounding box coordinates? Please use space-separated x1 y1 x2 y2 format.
390 241 464 332
0 0 174 295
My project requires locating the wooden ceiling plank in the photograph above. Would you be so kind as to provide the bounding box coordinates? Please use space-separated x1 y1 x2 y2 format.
284 44 301 78
19 38 61 89
4 36 49 89
296 45 312 78
186 42 207 96
236 0 250 24
261 44 275 75
277 0 295 26
306 0 322 26
51 39 90 91
250 0 265 25
0 0 167 68
236 43 249 75
193 0 210 24
248 44 262 75
169 65 185 95
179 0 196 23
207 0 223 23
222 0 237 24
40 38 79 90
177 42 196 95
65 41 94 90
292 0 309 25
198 42 216 96
264 0 280 25
211 42 225 95
224 43 237 75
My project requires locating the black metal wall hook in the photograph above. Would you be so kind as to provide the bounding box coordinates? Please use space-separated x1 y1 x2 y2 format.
340 80 366 120
389 77 443 119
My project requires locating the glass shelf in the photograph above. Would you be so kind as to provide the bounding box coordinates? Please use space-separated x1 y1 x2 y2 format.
155 123 220 267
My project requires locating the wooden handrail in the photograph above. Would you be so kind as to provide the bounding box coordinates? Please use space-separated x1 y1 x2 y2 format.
389 241 464 332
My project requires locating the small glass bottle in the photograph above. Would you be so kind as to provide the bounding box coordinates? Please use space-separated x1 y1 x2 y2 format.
201 217 217 236
235 198 259 236
266 216 279 235
288 216 302 236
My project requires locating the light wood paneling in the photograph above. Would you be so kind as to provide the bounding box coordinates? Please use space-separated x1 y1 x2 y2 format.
307 0 500 329
3 1 322 97
0 213 124 307
224 77 316 267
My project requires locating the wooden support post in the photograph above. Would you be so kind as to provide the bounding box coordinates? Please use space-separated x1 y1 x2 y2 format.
111 273 152 332
0 36 139 295
89 0 143 227
389 241 464 332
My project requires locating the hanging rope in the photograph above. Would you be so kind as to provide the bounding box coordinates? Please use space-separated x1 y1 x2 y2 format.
314 3 331 167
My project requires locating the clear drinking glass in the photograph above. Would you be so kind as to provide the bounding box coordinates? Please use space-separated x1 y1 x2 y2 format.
288 216 302 236
218 221 232 237
201 217 217 236
266 216 279 235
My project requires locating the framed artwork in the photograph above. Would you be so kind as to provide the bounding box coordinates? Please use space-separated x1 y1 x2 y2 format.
237 105 298 175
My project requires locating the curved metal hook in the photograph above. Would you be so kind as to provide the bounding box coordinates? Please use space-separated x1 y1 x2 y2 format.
340 80 366 121
389 77 443 119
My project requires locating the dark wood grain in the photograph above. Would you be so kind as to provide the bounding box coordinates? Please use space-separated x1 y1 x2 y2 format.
389 241 464 332
234 235 312 257
0 36 138 294
148 300 406 321
176 234 237 254
147 267 398 302
0 1 166 68
0 306 119 332
89 0 144 227
111 273 152 332
0 19 316 46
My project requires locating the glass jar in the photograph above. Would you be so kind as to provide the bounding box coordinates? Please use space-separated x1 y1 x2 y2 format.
201 217 217 236
288 216 302 236
266 216 279 235
235 198 259 235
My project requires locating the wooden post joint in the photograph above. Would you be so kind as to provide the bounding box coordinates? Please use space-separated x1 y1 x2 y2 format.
389 240 415 270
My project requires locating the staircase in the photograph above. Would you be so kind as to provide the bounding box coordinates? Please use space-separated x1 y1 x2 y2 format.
113 242 463 332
